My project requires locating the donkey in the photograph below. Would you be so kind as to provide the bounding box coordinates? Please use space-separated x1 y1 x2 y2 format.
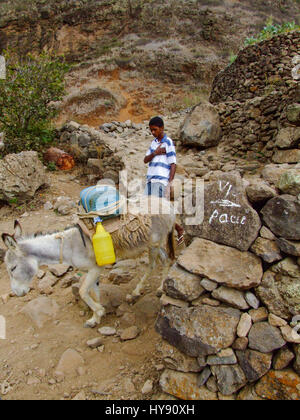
2 196 176 327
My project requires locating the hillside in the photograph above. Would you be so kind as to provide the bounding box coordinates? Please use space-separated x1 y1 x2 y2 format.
0 0 299 125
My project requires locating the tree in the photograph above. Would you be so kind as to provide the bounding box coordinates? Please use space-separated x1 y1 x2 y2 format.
0 51 69 154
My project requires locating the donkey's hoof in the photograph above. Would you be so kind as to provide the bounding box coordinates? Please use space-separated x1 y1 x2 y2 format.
84 319 98 329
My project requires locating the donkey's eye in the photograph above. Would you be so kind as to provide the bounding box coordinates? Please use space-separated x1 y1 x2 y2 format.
10 266 17 273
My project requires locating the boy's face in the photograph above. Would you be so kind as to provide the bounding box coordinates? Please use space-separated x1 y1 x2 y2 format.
149 125 164 139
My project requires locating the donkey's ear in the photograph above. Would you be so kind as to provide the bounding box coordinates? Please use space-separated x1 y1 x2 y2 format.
2 233 19 251
14 220 22 239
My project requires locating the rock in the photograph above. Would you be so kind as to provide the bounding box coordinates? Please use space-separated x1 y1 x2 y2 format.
160 295 189 308
155 305 240 357
159 341 203 373
211 286 249 310
98 327 116 336
108 268 133 285
53 196 76 215
87 338 103 349
37 272 59 294
211 364 247 396
99 284 126 314
237 313 252 338
178 238 263 290
280 325 300 344
273 346 295 370
183 174 261 252
250 237 282 263
237 385 263 400
232 337 249 351
179 102 221 148
245 292 260 309
21 297 59 328
197 366 211 386
275 127 300 149
207 348 237 365
236 350 272 382
276 238 300 257
163 263 204 302
200 278 218 292
249 307 268 323
261 163 291 186
255 369 300 400
246 181 277 203
0 151 49 203
278 169 300 196
268 314 287 328
160 369 218 400
261 195 300 240
72 391 86 400
120 326 139 341
294 345 300 375
272 149 300 164
286 103 300 125
248 322 286 353
49 264 71 277
55 349 84 377
256 263 300 320
260 226 276 240
141 380 153 395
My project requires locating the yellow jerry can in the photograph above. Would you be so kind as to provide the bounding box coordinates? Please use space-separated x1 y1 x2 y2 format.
92 222 116 266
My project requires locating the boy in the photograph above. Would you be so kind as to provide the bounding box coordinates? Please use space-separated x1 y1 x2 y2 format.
144 116 184 244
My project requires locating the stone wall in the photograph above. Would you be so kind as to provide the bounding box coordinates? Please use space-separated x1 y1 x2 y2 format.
210 31 300 105
57 121 125 184
155 170 300 400
208 31 300 162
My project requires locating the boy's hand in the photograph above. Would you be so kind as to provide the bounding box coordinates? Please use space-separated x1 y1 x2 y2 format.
155 144 166 155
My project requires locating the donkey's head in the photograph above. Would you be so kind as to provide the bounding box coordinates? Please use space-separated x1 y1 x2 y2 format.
2 221 38 297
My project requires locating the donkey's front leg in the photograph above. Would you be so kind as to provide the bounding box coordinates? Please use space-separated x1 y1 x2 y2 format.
79 267 105 328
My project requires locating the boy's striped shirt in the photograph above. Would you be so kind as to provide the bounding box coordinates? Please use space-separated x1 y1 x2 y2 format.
145 134 176 186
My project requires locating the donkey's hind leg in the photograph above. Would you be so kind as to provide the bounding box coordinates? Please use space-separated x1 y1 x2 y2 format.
132 242 160 298
79 267 105 328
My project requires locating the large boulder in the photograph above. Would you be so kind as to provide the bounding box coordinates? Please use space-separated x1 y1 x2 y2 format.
177 238 263 290
155 304 240 357
179 102 221 148
261 195 300 240
183 173 261 251
0 151 49 203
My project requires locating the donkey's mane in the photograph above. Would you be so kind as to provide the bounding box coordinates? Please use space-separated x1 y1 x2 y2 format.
19 225 78 241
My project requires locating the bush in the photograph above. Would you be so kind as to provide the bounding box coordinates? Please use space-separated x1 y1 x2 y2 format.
244 19 300 46
0 51 69 154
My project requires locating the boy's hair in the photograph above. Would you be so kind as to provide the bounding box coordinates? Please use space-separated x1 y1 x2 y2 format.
149 116 164 127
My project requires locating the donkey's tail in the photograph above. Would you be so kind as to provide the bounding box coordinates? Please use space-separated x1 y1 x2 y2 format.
167 225 176 261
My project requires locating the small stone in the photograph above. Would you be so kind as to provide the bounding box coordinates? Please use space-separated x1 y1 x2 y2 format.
249 307 268 323
141 380 153 394
268 314 287 328
237 313 252 338
197 366 211 386
200 278 218 292
98 327 116 336
232 337 249 351
207 348 237 365
160 294 189 308
273 346 295 370
245 292 260 309
120 326 140 341
87 338 103 349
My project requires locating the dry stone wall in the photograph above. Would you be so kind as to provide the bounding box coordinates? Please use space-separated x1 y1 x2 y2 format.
155 169 300 400
208 31 300 162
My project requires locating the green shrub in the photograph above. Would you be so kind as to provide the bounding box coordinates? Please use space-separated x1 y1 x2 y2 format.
244 19 300 46
0 50 69 154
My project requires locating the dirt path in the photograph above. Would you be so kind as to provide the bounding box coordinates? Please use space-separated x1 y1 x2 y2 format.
0 171 169 400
